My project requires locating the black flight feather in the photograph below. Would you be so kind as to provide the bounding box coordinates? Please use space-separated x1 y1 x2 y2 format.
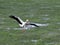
9 15 22 24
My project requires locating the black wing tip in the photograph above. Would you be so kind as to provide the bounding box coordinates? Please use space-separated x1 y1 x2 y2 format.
34 25 39 27
36 26 39 27
9 15 15 18
30 24 39 27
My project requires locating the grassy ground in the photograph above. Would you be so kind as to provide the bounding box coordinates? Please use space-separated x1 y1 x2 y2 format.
0 0 60 45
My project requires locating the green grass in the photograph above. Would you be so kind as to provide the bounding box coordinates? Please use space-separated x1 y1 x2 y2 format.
0 0 60 45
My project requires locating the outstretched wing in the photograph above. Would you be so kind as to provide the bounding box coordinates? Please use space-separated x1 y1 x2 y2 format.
9 15 24 24
29 23 39 27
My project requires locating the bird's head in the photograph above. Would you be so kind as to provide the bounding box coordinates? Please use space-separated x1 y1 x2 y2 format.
26 19 29 22
25 19 30 24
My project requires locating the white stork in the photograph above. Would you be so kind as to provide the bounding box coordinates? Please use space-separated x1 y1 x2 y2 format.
9 15 48 30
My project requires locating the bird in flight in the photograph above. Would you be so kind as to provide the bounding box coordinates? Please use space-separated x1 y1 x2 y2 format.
9 15 49 30
9 15 39 29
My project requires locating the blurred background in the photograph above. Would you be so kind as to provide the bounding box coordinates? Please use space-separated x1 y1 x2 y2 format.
0 0 60 45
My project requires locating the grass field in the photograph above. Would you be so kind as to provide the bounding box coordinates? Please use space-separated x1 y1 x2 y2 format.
0 0 60 45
